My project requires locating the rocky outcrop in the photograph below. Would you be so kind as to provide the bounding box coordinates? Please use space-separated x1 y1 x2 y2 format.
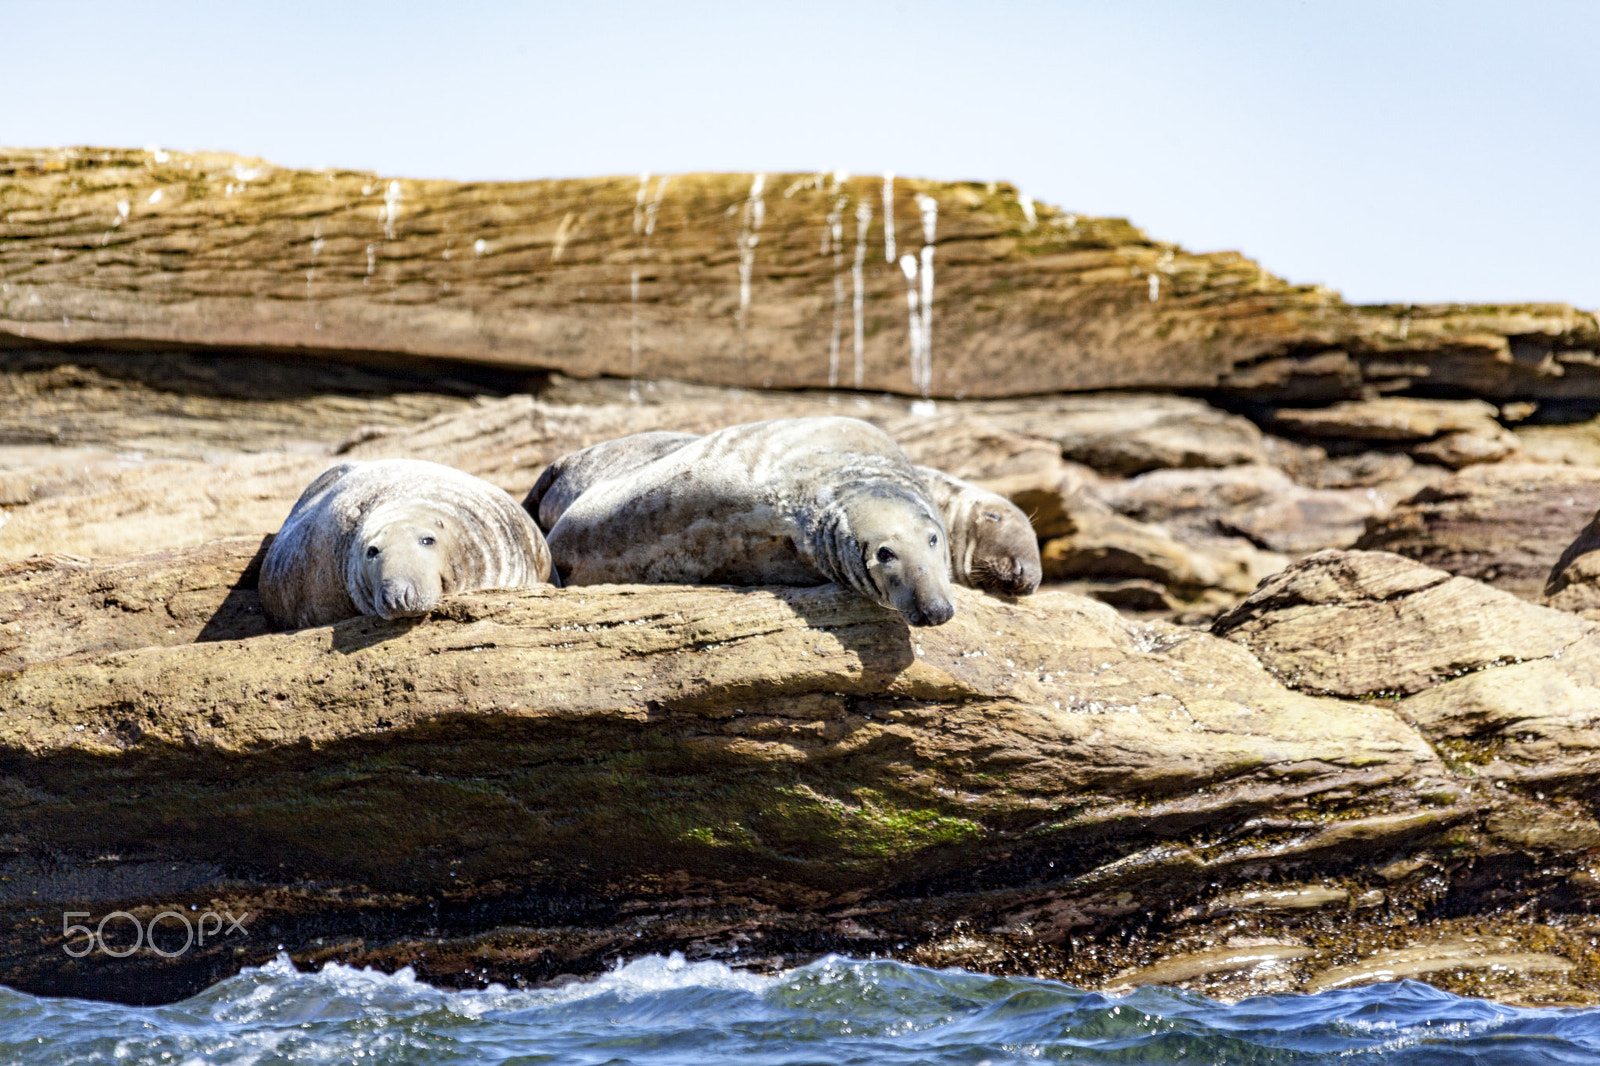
1212 549 1593 697
1214 550 1600 788
1355 464 1600 599
0 387 1312 610
6 550 1600 1005
3 147 1595 403
1266 397 1521 469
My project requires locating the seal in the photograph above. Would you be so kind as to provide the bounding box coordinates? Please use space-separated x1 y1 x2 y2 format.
547 417 956 626
523 431 698 531
260 458 557 629
914 466 1042 596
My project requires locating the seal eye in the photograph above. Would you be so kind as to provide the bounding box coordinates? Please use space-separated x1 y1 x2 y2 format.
929 533 939 547
365 546 380 559
419 536 436 547
877 546 897 564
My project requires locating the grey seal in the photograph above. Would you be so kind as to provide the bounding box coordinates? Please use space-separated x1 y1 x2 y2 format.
260 458 557 629
523 431 699 531
547 417 955 626
914 466 1042 596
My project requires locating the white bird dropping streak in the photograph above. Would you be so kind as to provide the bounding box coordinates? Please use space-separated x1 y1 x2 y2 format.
1019 194 1037 229
882 173 896 264
827 194 848 387
736 174 766 327
381 180 402 241
645 176 669 237
900 254 924 396
853 203 872 389
1149 274 1160 302
630 175 671 401
634 172 651 236
914 194 938 399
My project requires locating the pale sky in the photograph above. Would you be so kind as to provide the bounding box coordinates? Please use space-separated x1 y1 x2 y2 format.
7 0 1596 307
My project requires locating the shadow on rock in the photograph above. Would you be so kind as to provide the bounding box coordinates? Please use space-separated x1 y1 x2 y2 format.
195 533 275 644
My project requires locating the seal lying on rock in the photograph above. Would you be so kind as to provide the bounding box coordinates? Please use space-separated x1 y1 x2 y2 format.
260 458 557 628
914 466 1042 596
523 430 698 531
547 417 956 626
528 431 1041 600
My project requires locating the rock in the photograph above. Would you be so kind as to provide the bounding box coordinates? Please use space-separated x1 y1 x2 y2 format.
881 413 1072 484
1270 397 1506 442
1269 398 1520 470
1211 549 1593 697
1215 549 1600 787
1101 465 1396 554
1544 510 1600 618
1401 636 1600 786
979 395 1270 476
1041 509 1285 599
1104 943 1310 992
0 577 1447 998
0 537 272 670
5 148 1597 404
1305 937 1574 993
1355 463 1600 599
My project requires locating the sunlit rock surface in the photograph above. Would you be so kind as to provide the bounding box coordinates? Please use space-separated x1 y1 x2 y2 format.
3 146 1596 402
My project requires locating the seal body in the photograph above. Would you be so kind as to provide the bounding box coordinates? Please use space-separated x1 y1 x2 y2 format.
548 417 956 626
524 431 698 530
260 458 557 629
915 466 1042 596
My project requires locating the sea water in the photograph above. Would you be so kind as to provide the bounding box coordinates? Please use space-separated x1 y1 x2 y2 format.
4 952 1600 1065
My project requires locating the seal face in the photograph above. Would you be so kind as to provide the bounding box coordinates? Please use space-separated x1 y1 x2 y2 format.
547 417 956 626
524 431 698 531
915 466 1042 596
260 459 557 629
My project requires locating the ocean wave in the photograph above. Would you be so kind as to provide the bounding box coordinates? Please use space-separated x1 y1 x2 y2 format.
4 953 1600 1065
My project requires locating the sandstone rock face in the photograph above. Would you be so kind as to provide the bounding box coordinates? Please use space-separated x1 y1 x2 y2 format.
1100 465 1394 555
1355 463 1600 599
1268 397 1521 469
1215 549 1600 791
0 537 271 670
0 388 1307 610
3 147 1596 403
1212 550 1593 697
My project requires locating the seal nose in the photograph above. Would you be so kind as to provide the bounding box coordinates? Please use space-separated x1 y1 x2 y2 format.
906 594 955 627
378 578 423 618
1007 561 1042 596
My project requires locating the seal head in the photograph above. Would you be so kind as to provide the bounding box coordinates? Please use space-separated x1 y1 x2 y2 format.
815 482 956 627
915 465 1041 597
349 500 461 619
261 458 556 629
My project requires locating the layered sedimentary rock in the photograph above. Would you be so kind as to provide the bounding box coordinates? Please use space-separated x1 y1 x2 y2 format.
3 147 1595 402
4 553 1600 1006
1355 464 1600 600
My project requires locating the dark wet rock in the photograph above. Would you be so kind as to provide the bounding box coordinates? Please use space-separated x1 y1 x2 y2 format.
1354 463 1600 600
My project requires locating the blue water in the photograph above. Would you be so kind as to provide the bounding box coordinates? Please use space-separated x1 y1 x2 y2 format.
3 953 1600 1065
